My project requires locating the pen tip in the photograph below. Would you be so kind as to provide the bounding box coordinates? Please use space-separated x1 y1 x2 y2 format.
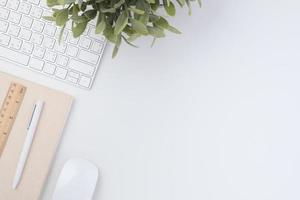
12 181 18 190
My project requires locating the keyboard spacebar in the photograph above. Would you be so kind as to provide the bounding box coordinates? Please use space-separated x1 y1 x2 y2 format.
0 46 30 65
69 60 95 76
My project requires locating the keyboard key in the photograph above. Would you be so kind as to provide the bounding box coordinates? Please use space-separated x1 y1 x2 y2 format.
91 41 104 53
54 42 67 53
44 50 57 62
65 21 72 30
0 34 10 46
0 20 8 32
19 2 31 14
79 76 91 88
28 0 40 5
69 60 95 76
90 19 97 26
44 24 56 36
20 15 33 28
78 50 99 65
66 75 78 84
39 0 48 8
43 10 52 17
79 37 91 49
7 0 19 10
68 34 79 44
56 28 68 40
56 55 69 66
43 37 55 49
82 26 89 35
9 37 22 49
8 25 20 37
43 63 56 74
89 27 106 42
66 45 78 57
30 6 43 18
32 20 45 32
55 67 67 79
0 0 7 6
8 11 21 24
31 32 43 45
33 46 45 58
29 58 44 70
0 46 30 65
69 71 79 78
21 42 34 54
0 8 9 19
19 29 32 40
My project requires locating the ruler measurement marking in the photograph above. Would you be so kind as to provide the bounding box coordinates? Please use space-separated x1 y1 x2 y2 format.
0 83 26 156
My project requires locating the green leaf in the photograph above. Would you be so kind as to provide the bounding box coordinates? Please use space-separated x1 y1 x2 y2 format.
112 45 119 58
151 37 156 47
185 0 192 15
151 0 160 11
155 17 170 29
95 13 106 34
112 35 122 58
155 17 181 34
197 0 202 7
84 10 97 20
139 13 149 24
131 18 148 35
52 8 61 17
57 0 65 4
57 0 76 5
113 0 125 9
80 2 87 11
123 26 136 36
163 0 170 7
147 26 165 38
56 9 68 26
136 0 151 13
127 33 141 42
71 15 88 23
72 4 80 17
47 0 59 7
72 21 88 37
104 24 117 43
42 16 55 21
176 0 185 7
128 7 145 15
166 25 181 34
121 35 138 48
164 1 176 16
58 24 66 43
149 14 160 22
146 0 155 3
114 11 128 35
100 7 116 13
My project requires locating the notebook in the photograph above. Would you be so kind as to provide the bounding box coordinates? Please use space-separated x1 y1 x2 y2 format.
0 71 73 200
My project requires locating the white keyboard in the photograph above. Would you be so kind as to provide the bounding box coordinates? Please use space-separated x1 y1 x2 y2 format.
0 0 106 89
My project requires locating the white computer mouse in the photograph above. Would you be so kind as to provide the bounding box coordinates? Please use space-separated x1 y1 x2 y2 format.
52 158 99 200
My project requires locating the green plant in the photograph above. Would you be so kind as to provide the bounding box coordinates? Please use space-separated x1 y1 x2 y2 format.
45 0 201 57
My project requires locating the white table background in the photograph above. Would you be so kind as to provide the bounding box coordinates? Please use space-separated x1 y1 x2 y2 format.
1 0 300 199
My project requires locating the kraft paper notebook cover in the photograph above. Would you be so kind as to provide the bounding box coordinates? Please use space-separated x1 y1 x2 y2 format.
0 71 73 200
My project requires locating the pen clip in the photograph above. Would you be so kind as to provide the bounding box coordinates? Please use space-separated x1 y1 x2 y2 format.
27 104 37 130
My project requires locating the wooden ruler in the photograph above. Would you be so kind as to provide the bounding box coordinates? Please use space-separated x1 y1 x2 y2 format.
0 82 26 156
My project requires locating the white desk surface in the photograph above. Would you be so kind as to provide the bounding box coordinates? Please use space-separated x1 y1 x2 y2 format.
1 0 300 199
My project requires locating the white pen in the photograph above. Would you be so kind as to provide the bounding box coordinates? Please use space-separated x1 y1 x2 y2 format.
12 101 44 190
